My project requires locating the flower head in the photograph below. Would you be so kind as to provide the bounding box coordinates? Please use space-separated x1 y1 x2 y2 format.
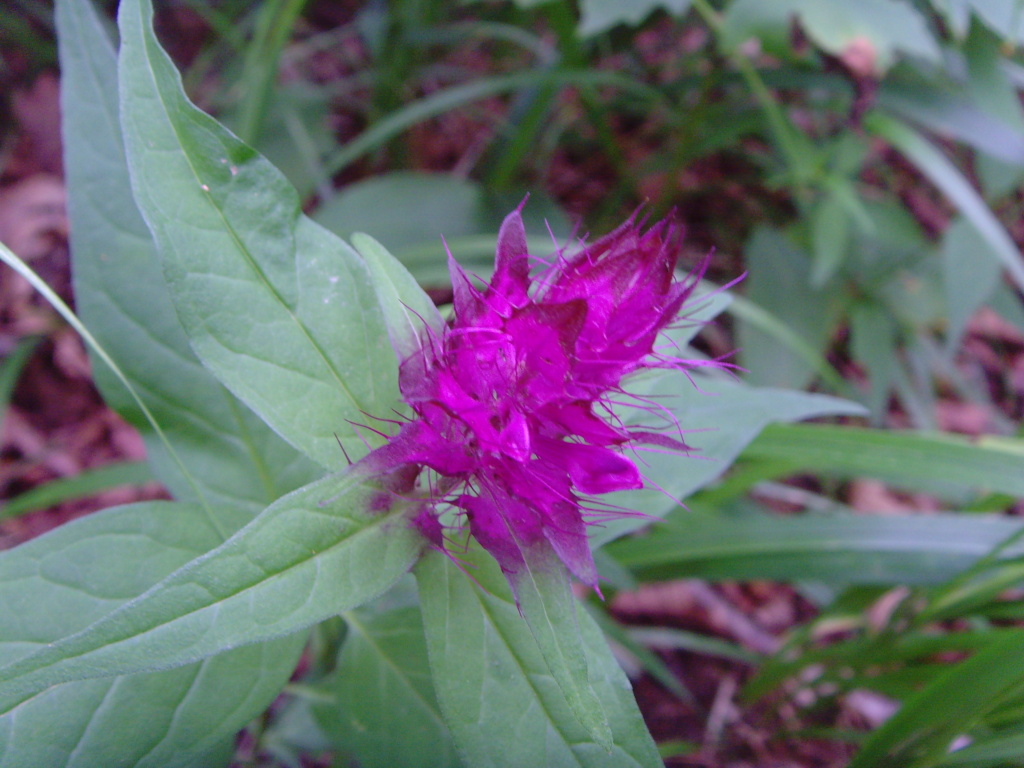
358 205 718 592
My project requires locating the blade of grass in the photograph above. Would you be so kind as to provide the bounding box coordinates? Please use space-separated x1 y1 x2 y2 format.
0 243 215 522
742 423 1024 498
235 0 308 145
321 70 666 180
0 334 40 438
0 461 155 521
607 511 1024 586
849 629 1024 768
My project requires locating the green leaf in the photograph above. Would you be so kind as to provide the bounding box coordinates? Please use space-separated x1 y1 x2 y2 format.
585 606 698 702
315 172 490 256
743 423 1024 498
722 0 940 72
878 76 1024 167
577 0 692 37
593 372 865 545
415 543 662 768
607 511 1024 586
57 0 318 521
314 606 461 768
850 630 1024 768
0 501 305 768
928 0 971 38
850 302 899 420
0 470 425 716
350 232 443 361
117 0 398 470
942 217 1003 350
0 335 39 440
811 190 851 287
959 0 1024 45
867 112 1024 296
314 171 573 286
0 461 154 521
737 226 843 389
513 543 612 749
964 20 1024 199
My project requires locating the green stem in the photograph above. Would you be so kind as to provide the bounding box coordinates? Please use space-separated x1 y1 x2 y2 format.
690 0 811 205
487 1 581 190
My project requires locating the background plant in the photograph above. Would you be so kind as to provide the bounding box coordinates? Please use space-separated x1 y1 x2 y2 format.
1 1 1023 766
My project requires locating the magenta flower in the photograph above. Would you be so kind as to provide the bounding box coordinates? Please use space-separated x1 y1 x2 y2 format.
357 205 717 593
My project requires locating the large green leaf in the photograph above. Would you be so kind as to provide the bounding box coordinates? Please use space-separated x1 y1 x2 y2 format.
0 470 424 716
0 501 305 768
57 0 318 523
314 605 461 768
415 543 662 768
608 511 1024 586
117 0 398 470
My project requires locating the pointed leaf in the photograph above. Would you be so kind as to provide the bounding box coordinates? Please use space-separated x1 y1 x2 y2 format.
415 543 661 768
867 112 1024 296
350 233 443 362
58 0 318 519
737 226 841 388
0 470 424 716
117 0 398 470
743 423 1024 498
513 542 612 749
942 218 1002 350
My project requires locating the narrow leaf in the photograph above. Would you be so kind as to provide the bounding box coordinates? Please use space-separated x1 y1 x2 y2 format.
594 372 864 545
608 511 1024 586
867 112 1024 295
850 630 1024 768
743 423 1024 498
0 461 154 521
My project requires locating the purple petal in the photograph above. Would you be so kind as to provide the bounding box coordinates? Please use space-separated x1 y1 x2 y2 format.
559 442 643 495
